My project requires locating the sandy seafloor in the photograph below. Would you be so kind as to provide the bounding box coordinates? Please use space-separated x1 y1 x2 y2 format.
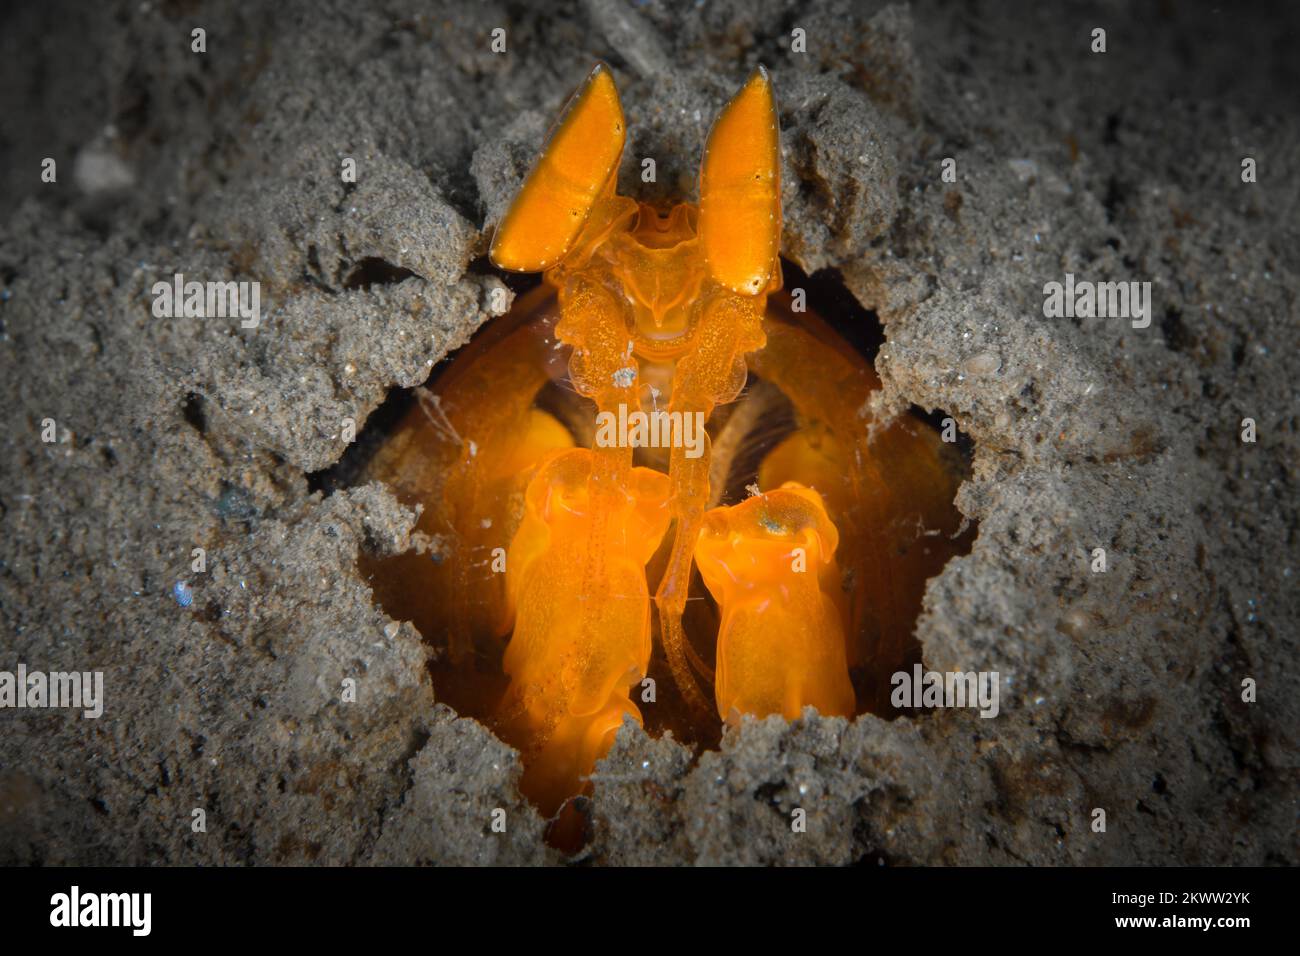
0 0 1296 865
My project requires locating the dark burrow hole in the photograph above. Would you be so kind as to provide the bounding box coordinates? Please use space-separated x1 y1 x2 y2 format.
181 392 207 434
1160 306 1191 353
312 260 976 841
342 257 418 291
781 260 885 363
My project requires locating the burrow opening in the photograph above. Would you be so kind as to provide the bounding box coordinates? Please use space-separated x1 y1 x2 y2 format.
311 261 976 825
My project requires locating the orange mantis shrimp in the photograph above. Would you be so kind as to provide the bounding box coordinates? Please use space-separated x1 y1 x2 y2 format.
360 64 969 826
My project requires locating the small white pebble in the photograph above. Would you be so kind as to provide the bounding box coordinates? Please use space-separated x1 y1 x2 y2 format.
963 352 1001 376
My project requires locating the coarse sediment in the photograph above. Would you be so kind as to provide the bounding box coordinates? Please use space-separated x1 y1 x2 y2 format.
0 0 1295 865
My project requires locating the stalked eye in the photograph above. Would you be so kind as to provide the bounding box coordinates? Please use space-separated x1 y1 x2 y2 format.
489 63 627 274
698 67 781 297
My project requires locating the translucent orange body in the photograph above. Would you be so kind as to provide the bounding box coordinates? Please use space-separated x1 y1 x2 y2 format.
359 64 969 825
497 449 670 816
489 64 785 740
696 483 855 722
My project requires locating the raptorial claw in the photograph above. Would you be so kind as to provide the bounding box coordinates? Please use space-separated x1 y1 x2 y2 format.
695 483 855 722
